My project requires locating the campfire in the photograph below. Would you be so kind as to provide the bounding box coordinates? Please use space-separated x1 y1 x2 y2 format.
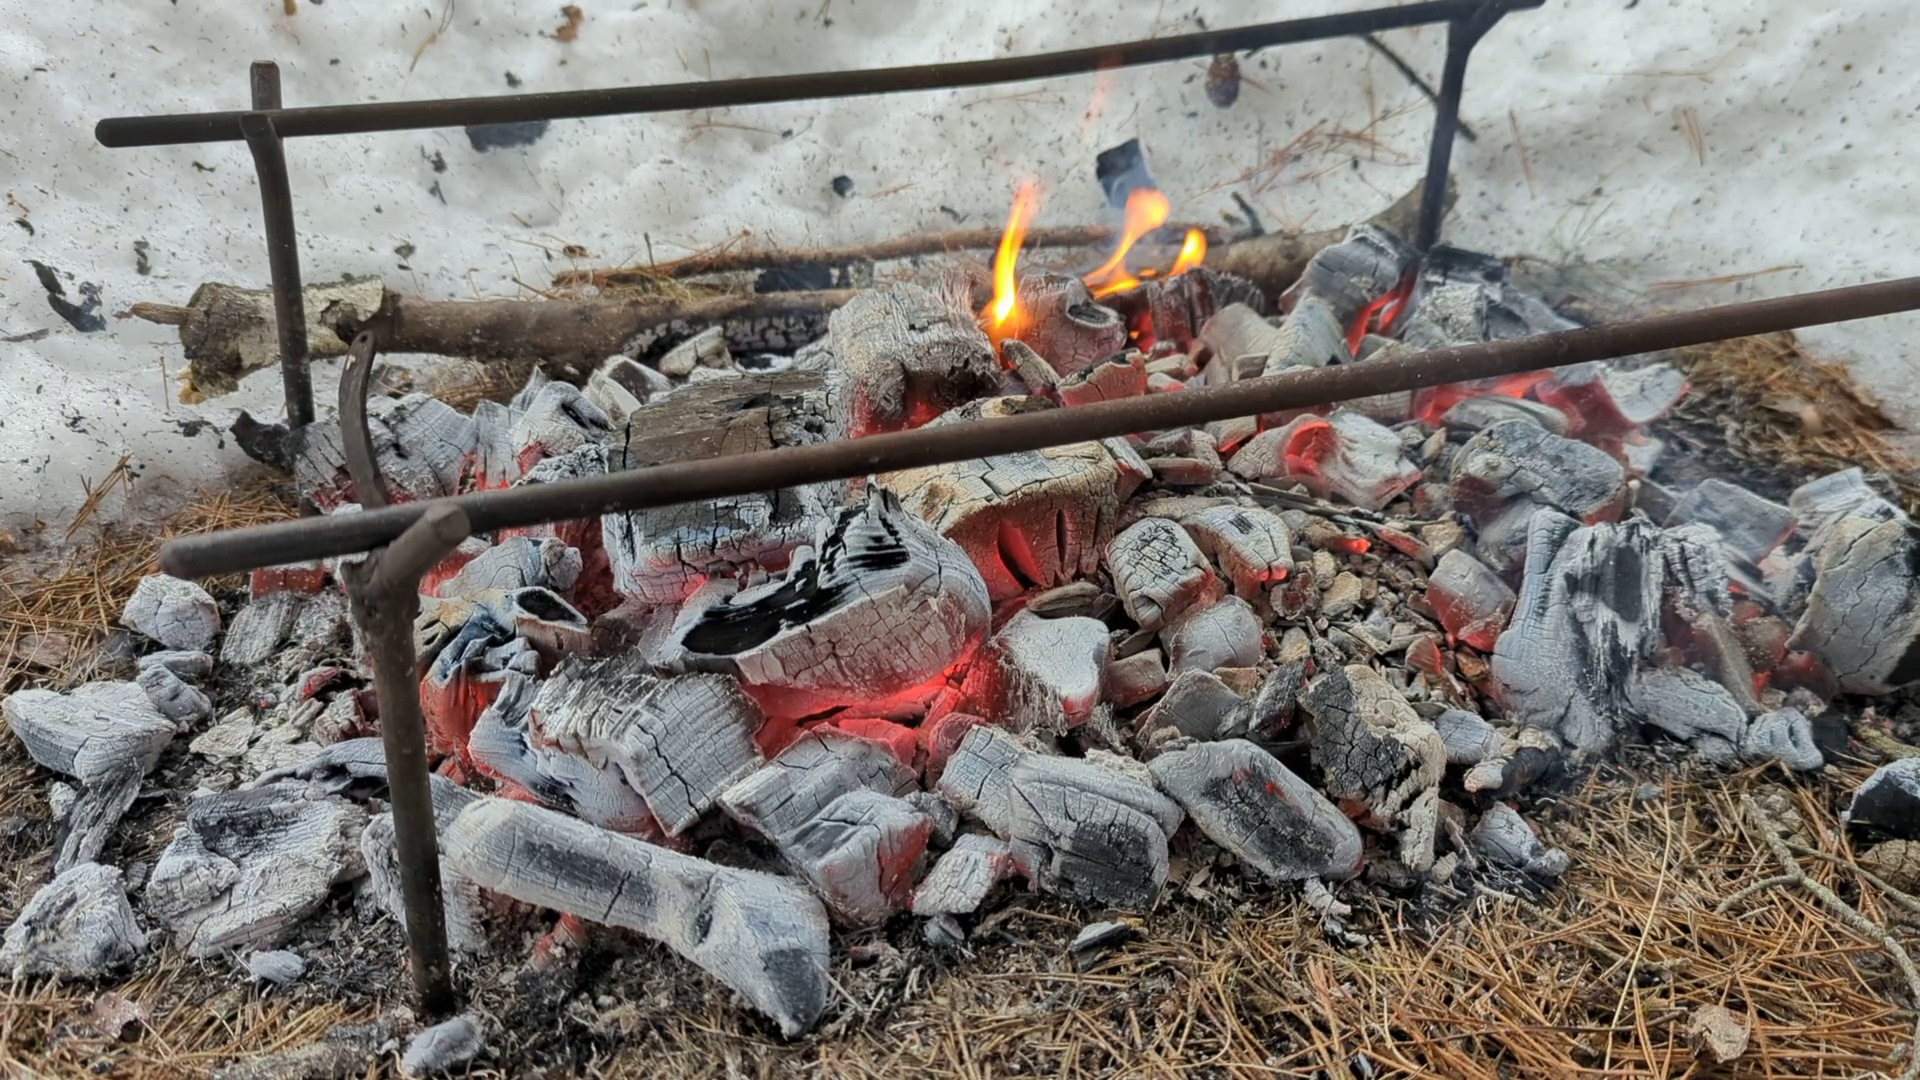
13 176 1912 1043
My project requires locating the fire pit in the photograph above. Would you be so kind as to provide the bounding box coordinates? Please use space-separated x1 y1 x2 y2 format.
9 1 1920 1069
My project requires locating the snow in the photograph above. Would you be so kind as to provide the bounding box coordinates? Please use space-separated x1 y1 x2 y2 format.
2 0 1914 529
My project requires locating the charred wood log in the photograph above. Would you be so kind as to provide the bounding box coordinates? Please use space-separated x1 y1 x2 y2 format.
4 683 176 872
1104 518 1215 632
1279 223 1417 324
129 282 851 401
444 797 832 1036
0 863 147 979
1162 595 1265 675
1148 739 1362 881
882 401 1138 601
123 574 222 652
1787 500 1920 694
1228 410 1421 512
1209 180 1434 304
910 833 1015 917
1178 503 1295 604
1004 751 1183 909
962 610 1110 736
821 282 1001 438
1056 349 1147 406
1449 419 1627 525
673 487 991 718
1006 274 1128 378
146 783 367 956
721 729 918 843
1298 664 1444 827
466 672 657 832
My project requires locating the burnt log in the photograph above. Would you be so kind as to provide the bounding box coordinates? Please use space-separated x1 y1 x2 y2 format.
1105 518 1215 631
146 783 366 956
123 574 221 651
444 797 832 1036
910 833 1016 916
963 610 1111 736
1667 478 1796 565
1299 664 1445 826
1279 223 1417 324
1137 670 1244 743
1787 500 1920 694
4 683 176 872
1210 180 1433 303
526 657 767 836
1228 410 1420 512
1004 752 1184 909
1008 274 1128 378
822 282 1001 438
1741 707 1823 772
674 487 991 718
131 280 850 401
1469 803 1569 877
1179 503 1295 603
1426 549 1515 652
1628 666 1748 751
883 404 1138 601
1163 595 1265 675
1534 361 1687 440
1057 349 1147 406
1449 420 1627 525
720 730 925 926
466 672 657 832
934 725 1031 835
1 863 147 979
1148 739 1362 880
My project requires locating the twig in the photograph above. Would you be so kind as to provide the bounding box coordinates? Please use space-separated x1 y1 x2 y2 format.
1787 842 1920 921
1712 872 1801 915
554 222 1218 287
65 455 134 540
1723 794 1920 1080
1508 110 1535 196
1361 34 1477 141
1604 799 1676 1075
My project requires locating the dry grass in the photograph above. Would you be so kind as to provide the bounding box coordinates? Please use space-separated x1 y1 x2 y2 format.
0 479 297 695
1666 331 1920 513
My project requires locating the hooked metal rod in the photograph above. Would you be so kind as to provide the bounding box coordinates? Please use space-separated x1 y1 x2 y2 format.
96 0 1535 147
157 276 1920 580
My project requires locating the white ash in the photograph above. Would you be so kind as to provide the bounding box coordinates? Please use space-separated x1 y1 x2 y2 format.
247 949 308 986
138 649 214 680
1 862 147 979
122 574 221 651
1741 708 1823 772
401 1014 489 1078
137 662 213 726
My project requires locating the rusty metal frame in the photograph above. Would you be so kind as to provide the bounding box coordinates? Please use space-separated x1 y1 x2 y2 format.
93 0 1565 1016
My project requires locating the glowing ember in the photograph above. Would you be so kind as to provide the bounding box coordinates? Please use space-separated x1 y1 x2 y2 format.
986 182 1041 346
1345 274 1415 356
1084 188 1170 297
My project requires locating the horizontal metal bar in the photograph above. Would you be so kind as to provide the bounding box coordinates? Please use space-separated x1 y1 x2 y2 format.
157 276 1920 580
97 0 1536 148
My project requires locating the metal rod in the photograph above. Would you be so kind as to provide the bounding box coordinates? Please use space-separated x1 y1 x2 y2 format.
97 0 1540 148
241 62 315 428
342 503 469 1019
339 331 392 510
1413 4 1504 252
157 277 1920 580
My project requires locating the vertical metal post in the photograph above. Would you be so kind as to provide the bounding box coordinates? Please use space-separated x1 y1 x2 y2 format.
337 329 459 1018
1411 2 1508 252
241 61 316 428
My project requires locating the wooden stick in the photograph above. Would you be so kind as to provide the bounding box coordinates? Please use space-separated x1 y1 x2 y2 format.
552 222 1223 288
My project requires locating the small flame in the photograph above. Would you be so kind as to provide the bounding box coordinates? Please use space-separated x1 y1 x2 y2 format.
1170 228 1207 276
1085 188 1171 296
987 183 1041 344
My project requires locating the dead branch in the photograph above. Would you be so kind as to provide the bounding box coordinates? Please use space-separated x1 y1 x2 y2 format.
553 222 1222 288
1207 179 1439 301
126 284 854 402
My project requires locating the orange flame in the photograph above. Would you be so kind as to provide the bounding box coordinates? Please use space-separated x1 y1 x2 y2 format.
987 182 1041 345
1170 228 1207 276
1084 188 1171 296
